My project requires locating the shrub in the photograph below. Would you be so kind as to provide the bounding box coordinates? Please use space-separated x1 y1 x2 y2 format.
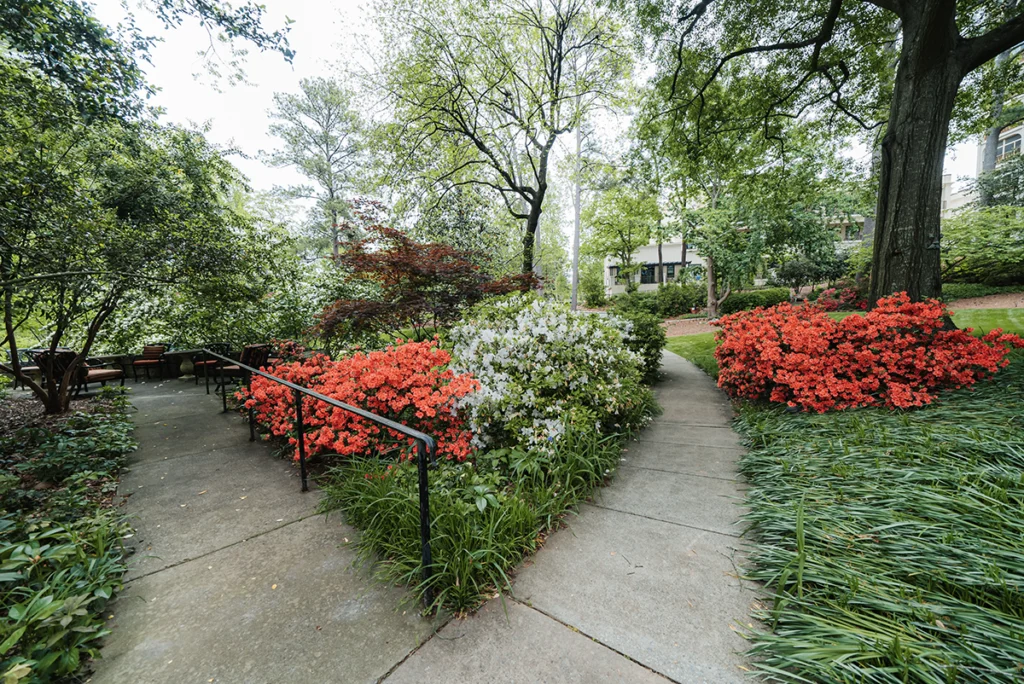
242 339 478 462
615 311 666 383
715 293 1024 412
449 295 654 453
609 290 660 316
941 283 1024 301
317 219 536 347
718 288 790 315
812 286 866 312
580 274 607 308
653 282 706 317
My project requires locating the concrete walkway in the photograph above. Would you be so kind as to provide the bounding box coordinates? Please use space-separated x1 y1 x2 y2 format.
93 351 757 683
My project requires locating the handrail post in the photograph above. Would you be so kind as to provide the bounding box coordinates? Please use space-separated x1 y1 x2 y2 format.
203 349 210 395
220 361 227 413
294 388 309 492
416 438 434 609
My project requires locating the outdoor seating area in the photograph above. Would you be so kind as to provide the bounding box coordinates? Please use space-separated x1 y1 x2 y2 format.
3 342 281 397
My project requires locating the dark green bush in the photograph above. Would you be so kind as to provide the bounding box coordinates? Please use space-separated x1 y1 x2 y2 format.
941 283 1024 302
617 311 667 383
610 290 660 316
319 427 625 612
654 282 706 317
719 288 791 315
580 277 607 308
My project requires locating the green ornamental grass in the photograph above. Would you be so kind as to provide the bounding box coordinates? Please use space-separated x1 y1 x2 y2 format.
735 351 1024 682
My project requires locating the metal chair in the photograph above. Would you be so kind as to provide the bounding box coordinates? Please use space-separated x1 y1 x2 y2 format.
192 343 231 385
215 344 271 394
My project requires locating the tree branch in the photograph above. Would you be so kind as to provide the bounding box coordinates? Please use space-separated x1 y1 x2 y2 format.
960 9 1024 75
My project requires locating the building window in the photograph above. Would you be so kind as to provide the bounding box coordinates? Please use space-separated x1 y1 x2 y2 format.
640 265 657 284
609 266 620 284
997 133 1021 161
666 264 676 279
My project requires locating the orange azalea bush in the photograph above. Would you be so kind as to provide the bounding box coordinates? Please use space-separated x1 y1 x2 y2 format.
715 292 1024 412
241 339 479 462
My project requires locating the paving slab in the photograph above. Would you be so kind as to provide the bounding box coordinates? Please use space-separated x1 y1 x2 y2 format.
514 504 754 683
636 421 744 448
384 598 668 684
591 463 745 537
121 444 311 579
620 440 744 481
94 516 436 684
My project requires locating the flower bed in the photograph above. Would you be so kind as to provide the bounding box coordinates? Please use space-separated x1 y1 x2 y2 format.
715 293 1024 412
242 297 658 613
243 339 478 462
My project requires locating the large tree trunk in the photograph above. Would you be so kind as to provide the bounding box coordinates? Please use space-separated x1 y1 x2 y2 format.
870 3 961 304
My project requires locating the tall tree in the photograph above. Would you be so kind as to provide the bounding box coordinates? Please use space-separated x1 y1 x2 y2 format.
266 78 363 258
645 0 1024 304
374 0 629 274
583 184 660 292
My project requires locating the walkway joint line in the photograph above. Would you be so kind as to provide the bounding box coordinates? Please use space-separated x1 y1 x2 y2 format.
124 511 321 584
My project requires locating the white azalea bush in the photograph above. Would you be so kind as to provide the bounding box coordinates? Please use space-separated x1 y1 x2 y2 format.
449 294 656 452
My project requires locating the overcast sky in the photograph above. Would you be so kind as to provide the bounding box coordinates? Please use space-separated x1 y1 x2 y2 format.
92 0 981 204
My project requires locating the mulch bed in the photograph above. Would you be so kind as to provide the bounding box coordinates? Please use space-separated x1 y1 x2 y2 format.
0 392 92 440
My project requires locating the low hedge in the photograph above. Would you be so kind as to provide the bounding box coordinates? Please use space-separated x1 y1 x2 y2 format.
941 283 1024 302
612 283 706 319
719 288 790 315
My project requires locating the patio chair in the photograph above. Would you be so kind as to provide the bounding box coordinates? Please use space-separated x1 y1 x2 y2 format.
215 344 271 393
80 357 126 393
30 350 124 396
131 344 167 381
4 349 39 389
192 343 231 385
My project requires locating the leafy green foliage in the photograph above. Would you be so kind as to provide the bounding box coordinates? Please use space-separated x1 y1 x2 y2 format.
0 387 135 683
582 185 659 292
719 288 791 315
942 206 1024 285
616 311 666 384
319 427 624 612
0 514 129 683
735 352 1024 682
941 283 1024 301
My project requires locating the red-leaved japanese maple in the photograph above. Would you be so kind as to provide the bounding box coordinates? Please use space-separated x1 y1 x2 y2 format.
318 207 535 345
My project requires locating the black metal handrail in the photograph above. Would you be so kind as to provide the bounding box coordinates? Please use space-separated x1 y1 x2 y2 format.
183 348 437 607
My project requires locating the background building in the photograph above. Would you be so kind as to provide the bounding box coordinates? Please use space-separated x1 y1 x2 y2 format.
603 241 706 295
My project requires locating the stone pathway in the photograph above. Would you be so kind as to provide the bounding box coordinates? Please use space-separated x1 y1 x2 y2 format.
93 351 757 683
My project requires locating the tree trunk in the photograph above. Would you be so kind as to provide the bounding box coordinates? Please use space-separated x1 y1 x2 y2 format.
705 252 729 318
870 3 961 304
681 240 687 281
571 126 582 310
657 240 664 285
522 192 545 275
331 206 340 259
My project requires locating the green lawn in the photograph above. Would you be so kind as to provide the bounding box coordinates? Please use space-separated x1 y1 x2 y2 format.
668 309 1024 379
951 307 1024 336
665 332 718 378
735 352 1024 681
